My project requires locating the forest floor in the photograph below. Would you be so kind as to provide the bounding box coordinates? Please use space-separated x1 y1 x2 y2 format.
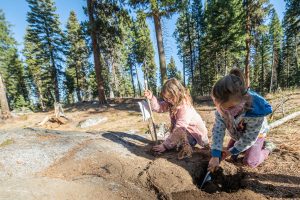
0 90 299 200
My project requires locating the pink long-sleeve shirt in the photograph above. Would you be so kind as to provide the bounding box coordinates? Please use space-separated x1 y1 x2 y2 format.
150 96 209 149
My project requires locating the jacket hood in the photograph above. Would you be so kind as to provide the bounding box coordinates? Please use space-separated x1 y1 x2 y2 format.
245 90 272 117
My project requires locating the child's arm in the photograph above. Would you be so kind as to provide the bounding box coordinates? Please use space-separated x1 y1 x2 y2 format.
211 111 227 158
150 95 169 113
228 117 264 155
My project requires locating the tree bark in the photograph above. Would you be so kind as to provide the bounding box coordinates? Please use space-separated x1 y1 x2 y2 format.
269 53 274 93
183 56 186 86
135 65 142 96
0 74 11 119
87 0 107 104
75 62 82 102
260 37 265 93
245 0 251 87
37 85 46 111
152 11 167 86
185 10 194 85
130 64 136 97
43 17 60 103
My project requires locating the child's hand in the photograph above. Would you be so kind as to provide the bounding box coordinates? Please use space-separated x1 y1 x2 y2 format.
144 90 153 99
208 157 220 172
152 144 166 153
221 149 231 160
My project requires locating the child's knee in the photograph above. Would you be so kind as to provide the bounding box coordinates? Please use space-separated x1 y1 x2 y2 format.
243 157 259 168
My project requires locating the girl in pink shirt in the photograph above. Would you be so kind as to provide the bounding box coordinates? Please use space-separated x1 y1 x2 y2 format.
144 78 209 159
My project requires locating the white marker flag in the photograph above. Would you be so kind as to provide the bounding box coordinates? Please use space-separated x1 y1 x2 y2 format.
138 100 151 121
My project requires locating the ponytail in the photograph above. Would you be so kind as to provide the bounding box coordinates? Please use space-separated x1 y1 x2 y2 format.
229 68 245 86
212 68 249 104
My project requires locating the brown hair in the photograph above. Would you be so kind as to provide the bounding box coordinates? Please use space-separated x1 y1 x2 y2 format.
161 78 192 115
211 68 251 108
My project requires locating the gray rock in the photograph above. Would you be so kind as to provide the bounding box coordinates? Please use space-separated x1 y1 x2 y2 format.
78 117 108 128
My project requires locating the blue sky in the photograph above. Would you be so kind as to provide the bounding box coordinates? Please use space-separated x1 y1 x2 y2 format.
0 0 286 86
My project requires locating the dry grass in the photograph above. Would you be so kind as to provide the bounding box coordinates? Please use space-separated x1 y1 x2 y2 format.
0 139 14 147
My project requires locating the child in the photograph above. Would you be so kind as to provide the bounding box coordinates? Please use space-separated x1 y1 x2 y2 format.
208 68 276 171
144 78 209 159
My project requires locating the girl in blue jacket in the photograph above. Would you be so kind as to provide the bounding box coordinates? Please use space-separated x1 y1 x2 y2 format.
208 68 276 171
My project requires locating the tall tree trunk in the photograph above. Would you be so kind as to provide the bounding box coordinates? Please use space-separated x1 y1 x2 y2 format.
50 54 60 102
111 61 117 98
245 0 251 87
0 74 11 119
152 11 167 86
224 47 228 75
295 36 299 70
75 62 82 102
287 51 290 88
197 32 202 94
270 48 277 93
269 45 274 92
87 0 107 104
135 65 142 96
44 20 60 103
185 10 194 85
129 65 136 97
35 78 46 111
38 91 46 111
260 39 265 93
183 56 186 86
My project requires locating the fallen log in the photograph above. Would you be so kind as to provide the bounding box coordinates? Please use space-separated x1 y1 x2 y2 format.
269 111 300 129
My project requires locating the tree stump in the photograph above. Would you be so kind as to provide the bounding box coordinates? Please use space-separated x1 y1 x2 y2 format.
37 103 69 126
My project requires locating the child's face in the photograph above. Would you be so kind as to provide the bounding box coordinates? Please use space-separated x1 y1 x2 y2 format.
163 92 175 105
221 98 242 110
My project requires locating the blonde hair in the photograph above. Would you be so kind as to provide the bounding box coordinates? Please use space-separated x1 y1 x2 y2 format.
161 78 192 115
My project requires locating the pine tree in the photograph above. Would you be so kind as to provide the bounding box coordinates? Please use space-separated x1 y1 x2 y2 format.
65 11 90 103
174 1 197 87
129 0 183 86
127 17 138 97
26 0 65 103
191 0 204 94
282 0 300 87
86 0 111 103
5 50 29 108
23 28 47 110
199 0 245 94
133 11 157 94
269 9 283 92
106 10 134 98
167 56 182 81
86 0 134 101
243 0 271 87
252 25 271 93
0 10 29 110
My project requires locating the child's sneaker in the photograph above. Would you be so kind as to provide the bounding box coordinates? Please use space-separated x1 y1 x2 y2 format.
264 141 276 153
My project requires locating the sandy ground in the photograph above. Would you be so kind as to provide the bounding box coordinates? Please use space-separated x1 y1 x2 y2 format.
0 90 299 200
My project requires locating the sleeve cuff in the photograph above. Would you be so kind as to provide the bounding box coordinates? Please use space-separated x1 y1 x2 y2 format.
211 149 222 158
229 147 241 155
